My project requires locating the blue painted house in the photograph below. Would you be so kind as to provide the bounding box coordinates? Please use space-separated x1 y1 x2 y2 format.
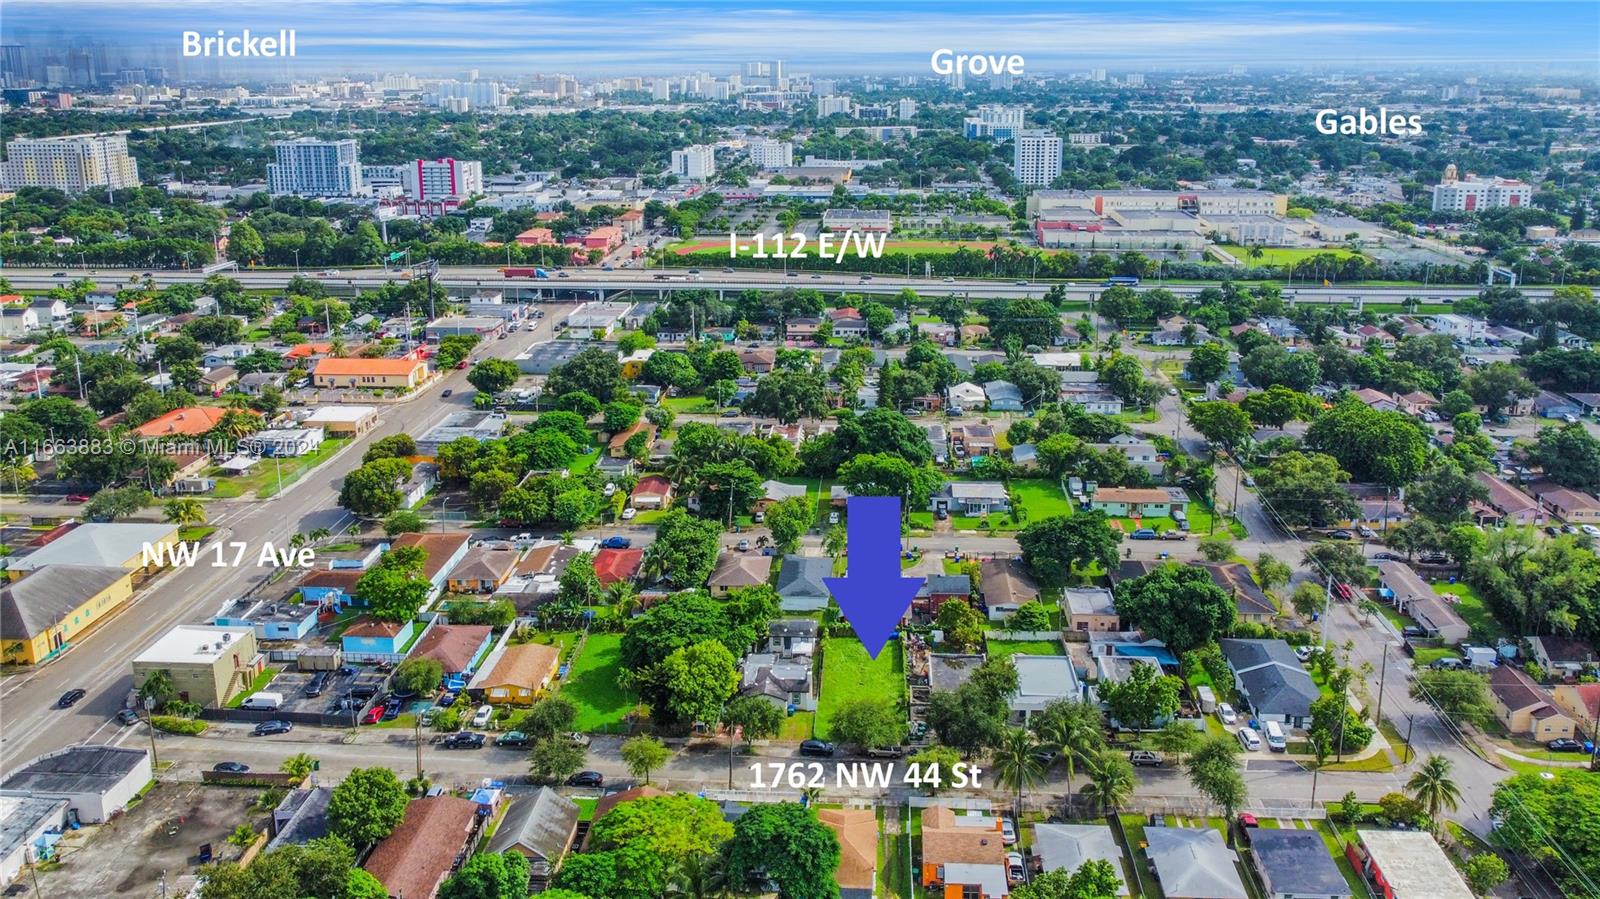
212 597 320 641
340 617 417 663
297 569 364 609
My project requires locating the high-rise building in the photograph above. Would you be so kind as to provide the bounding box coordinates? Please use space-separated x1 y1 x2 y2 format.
404 158 483 199
963 104 1025 140
651 79 670 101
1013 129 1062 187
897 98 918 120
1125 73 1145 87
267 138 363 196
1431 171 1532 212
670 145 716 181
746 138 794 169
816 95 852 117
436 79 506 108
1 134 139 193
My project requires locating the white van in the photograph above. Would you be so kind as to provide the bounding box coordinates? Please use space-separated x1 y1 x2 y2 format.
240 692 283 712
1263 720 1287 752
1236 726 1262 752
471 704 494 728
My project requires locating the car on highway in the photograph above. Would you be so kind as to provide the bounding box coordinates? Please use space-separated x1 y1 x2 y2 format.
787 271 798 277
601 264 614 271
600 536 632 549
557 271 570 278
66 493 91 503
567 770 604 787
721 408 740 416
253 720 293 736
810 273 822 279
51 272 67 278
56 688 87 708
213 762 250 773
723 267 734 273
441 732 486 749
1014 280 1028 286
942 276 955 283
799 739 836 757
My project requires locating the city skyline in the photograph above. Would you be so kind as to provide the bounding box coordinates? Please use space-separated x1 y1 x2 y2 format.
2 0 1598 78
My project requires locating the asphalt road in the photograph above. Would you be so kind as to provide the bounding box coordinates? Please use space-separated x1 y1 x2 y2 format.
0 304 580 770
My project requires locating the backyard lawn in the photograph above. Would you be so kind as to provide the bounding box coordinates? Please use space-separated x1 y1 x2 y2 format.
1434 581 1502 638
985 640 1062 661
816 639 904 740
559 632 634 731
1009 478 1077 519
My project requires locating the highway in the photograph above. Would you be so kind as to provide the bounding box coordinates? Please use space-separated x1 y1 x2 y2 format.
0 303 581 771
0 264 1551 304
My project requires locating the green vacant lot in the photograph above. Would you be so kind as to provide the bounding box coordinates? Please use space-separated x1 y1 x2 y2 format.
1009 478 1077 519
816 638 904 740
1217 244 1361 265
986 640 1062 662
1433 581 1503 638
209 438 351 499
560 632 633 731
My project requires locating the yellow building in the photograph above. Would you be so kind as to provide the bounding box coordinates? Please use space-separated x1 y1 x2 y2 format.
474 643 561 706
312 357 428 390
4 522 180 575
1 566 135 665
132 625 260 708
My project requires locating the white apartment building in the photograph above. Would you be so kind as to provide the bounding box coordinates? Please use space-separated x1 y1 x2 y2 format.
1431 175 1533 212
746 138 794 169
1013 129 1062 187
267 138 363 196
435 79 507 109
1025 189 1289 219
404 158 483 199
1 135 139 193
1068 132 1103 146
898 98 918 120
671 145 716 181
651 79 670 101
964 104 1025 140
816 95 853 117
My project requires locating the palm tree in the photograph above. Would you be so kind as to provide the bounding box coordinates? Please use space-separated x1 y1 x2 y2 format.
607 581 642 619
990 727 1046 825
668 851 730 898
162 498 206 528
1079 750 1136 815
306 527 332 545
0 460 38 493
1031 700 1104 813
1406 754 1461 830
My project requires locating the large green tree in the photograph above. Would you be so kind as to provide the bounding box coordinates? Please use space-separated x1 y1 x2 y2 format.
1113 564 1236 652
327 767 408 848
1018 513 1120 586
723 803 842 899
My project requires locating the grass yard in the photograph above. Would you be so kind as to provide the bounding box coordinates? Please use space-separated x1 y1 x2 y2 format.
986 640 1062 661
209 438 351 499
1433 581 1503 638
778 710 816 741
1411 646 1456 667
879 805 913 899
225 667 282 708
1217 245 1361 265
663 395 720 414
1315 821 1375 899
559 632 634 731
816 639 904 740
1009 478 1078 519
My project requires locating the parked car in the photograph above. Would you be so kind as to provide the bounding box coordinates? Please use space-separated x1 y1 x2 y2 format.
361 706 384 725
620 507 637 520
1006 852 1025 885
799 739 836 757
442 732 486 749
1548 738 1591 753
1129 750 1165 767
1327 529 1354 540
1429 657 1467 670
212 762 250 773
1236 726 1262 751
736 539 751 551
382 697 403 720
471 704 494 728
600 536 632 549
1000 818 1017 845
1402 625 1427 638
1160 529 1186 540
1357 526 1376 538
56 688 87 708
567 770 604 787
117 708 140 726
304 672 329 697
1130 528 1157 540
496 731 530 748
1217 702 1238 725
252 720 293 736
566 732 593 748
865 746 905 759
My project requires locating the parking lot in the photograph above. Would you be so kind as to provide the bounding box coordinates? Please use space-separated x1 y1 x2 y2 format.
240 667 389 722
39 782 256 898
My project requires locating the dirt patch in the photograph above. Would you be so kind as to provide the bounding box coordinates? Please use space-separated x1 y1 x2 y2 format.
41 781 261 897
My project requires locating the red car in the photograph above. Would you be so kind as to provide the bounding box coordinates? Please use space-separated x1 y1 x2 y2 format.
361 706 384 725
66 494 91 503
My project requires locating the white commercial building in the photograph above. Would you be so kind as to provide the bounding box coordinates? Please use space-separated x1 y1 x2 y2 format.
405 157 483 199
897 98 918 120
0 745 152 824
963 104 1025 140
1014 129 1062 187
267 138 363 196
670 145 716 181
816 95 853 117
1 135 140 193
746 138 794 169
1431 175 1533 212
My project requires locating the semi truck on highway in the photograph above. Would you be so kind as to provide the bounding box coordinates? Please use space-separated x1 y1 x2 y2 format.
501 267 551 279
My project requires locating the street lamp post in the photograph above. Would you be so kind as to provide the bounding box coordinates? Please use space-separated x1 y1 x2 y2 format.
143 696 160 775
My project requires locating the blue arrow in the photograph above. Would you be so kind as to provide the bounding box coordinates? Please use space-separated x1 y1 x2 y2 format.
824 496 925 659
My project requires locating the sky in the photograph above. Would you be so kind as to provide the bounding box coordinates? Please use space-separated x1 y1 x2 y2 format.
3 0 1598 77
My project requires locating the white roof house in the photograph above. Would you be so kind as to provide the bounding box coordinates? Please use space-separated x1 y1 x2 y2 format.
1145 827 1247 899
1355 830 1474 899
133 624 254 666
1010 656 1081 723
1032 824 1129 894
947 381 986 408
4 523 180 572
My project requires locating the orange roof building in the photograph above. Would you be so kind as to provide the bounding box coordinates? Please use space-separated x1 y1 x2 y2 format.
363 796 479 899
132 406 247 438
593 547 644 586
312 356 428 390
819 808 877 896
515 227 557 246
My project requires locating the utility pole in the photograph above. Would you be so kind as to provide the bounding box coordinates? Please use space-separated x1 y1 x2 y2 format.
1374 641 1391 729
143 697 160 775
414 714 424 782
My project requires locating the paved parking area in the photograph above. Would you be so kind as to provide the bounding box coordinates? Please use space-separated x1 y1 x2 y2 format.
40 781 256 898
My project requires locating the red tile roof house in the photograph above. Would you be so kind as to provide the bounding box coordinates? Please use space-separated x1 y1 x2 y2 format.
593 547 644 586
410 623 494 676
363 795 480 899
630 475 675 510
